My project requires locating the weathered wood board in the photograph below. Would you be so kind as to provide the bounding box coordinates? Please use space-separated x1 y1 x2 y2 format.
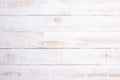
0 0 120 15
0 65 120 80
0 16 120 32
0 49 120 64
0 32 120 48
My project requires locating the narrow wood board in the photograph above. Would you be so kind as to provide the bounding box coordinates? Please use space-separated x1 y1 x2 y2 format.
0 65 120 80
0 0 120 15
0 16 120 32
0 49 120 64
0 32 120 48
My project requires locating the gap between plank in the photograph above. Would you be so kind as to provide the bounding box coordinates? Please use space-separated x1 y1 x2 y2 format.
0 15 120 16
0 64 120 66
0 48 119 49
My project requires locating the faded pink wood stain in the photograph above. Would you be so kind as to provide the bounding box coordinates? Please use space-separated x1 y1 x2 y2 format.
8 0 33 7
0 71 120 78
0 72 22 77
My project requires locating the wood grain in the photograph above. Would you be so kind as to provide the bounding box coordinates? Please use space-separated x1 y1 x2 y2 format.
0 0 120 15
0 0 120 80
1 16 120 32
0 49 120 64
0 32 120 48
0 65 120 80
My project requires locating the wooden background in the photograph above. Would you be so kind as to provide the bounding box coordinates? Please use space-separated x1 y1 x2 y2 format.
0 0 120 80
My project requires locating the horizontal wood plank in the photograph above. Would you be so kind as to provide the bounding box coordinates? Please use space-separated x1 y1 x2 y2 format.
0 49 120 64
1 16 120 32
0 32 120 48
0 65 120 80
0 0 120 15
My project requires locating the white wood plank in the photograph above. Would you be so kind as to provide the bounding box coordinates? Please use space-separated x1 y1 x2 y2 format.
0 0 120 15
1 16 120 32
0 32 120 48
0 65 120 80
0 49 120 64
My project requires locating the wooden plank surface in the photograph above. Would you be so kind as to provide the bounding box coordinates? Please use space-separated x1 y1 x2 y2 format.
0 49 120 64
1 16 120 32
0 32 120 48
0 65 120 80
0 0 120 15
0 0 120 80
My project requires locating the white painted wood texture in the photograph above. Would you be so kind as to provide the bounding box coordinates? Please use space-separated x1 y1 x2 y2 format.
0 0 120 80
0 65 120 80
0 49 120 64
0 32 120 48
0 16 120 32
0 0 120 15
